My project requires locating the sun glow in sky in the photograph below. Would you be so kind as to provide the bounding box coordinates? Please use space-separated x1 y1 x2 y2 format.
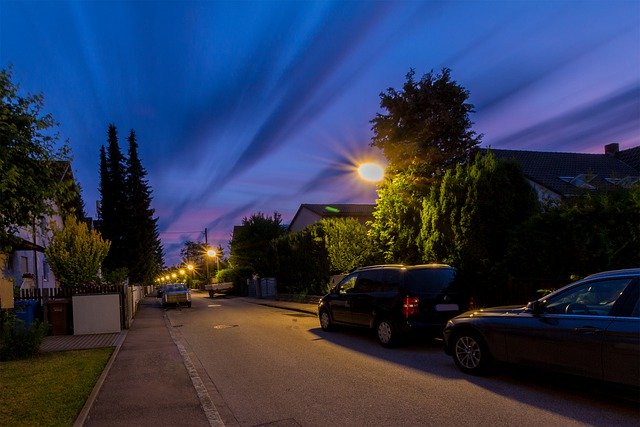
1 1 638 265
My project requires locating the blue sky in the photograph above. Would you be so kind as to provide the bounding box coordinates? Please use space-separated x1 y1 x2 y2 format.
2 0 639 265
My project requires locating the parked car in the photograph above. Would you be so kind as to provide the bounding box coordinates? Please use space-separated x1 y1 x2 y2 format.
318 264 466 347
161 284 192 308
443 268 640 387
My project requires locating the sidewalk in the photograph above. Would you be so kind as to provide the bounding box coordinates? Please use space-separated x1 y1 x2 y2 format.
79 298 211 426
57 295 318 426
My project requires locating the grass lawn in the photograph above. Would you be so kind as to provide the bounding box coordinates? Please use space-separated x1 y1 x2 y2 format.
0 348 113 426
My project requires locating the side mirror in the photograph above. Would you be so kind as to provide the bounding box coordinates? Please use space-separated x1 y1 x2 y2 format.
527 300 543 315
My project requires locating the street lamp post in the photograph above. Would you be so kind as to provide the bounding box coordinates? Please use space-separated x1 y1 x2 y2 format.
207 249 217 284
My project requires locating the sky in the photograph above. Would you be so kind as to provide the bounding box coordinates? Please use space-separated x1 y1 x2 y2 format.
1 0 639 266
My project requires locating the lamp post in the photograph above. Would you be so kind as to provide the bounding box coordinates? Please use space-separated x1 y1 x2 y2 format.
206 249 218 284
187 264 194 287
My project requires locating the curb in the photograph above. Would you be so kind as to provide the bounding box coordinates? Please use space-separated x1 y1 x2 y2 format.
72 329 128 427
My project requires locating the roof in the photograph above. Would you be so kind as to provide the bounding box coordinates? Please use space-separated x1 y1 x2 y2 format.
488 148 639 197
297 204 375 217
616 146 640 172
288 203 375 232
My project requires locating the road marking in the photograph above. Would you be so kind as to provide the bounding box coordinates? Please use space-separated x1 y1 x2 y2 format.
165 313 224 426
208 304 222 307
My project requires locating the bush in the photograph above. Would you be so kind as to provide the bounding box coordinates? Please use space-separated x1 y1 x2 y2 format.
216 267 253 295
0 310 48 361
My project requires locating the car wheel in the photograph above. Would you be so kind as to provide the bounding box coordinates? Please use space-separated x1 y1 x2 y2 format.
376 319 397 347
319 309 334 331
452 330 491 375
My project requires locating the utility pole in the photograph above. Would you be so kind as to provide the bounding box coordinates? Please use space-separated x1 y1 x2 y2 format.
204 228 209 286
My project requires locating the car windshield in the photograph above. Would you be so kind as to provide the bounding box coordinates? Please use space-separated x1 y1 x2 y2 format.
165 285 187 292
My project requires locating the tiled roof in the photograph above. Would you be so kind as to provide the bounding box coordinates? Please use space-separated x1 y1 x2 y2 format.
488 148 639 197
616 146 640 172
299 203 375 217
288 203 375 232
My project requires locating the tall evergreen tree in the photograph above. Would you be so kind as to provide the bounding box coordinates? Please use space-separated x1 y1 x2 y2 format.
98 124 129 273
124 129 164 284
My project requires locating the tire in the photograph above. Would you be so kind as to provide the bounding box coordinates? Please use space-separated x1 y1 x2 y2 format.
319 309 334 331
376 319 397 347
452 330 492 375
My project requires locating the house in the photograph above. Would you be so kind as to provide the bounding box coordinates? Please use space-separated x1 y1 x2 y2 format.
288 203 375 233
488 143 639 204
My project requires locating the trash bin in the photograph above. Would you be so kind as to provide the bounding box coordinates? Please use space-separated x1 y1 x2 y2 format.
14 299 38 325
48 299 70 335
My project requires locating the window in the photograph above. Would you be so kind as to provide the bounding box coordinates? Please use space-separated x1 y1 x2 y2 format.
559 174 596 190
20 256 29 274
43 260 50 282
544 278 632 316
355 269 384 293
383 269 402 292
338 274 357 294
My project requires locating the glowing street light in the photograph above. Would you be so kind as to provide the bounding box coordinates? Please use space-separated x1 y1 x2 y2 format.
357 162 384 183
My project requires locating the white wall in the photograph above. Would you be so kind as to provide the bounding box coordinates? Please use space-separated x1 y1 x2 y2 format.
72 294 121 335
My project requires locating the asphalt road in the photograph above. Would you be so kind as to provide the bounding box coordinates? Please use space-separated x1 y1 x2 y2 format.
165 293 639 427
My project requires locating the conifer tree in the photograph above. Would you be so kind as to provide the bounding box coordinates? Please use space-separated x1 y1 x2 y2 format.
98 124 129 273
124 129 164 284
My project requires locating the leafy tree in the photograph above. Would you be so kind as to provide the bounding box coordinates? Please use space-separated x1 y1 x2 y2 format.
370 68 481 179
124 129 164 284
419 152 538 305
0 67 77 245
368 68 481 262
229 212 286 276
45 216 111 288
98 124 129 273
369 173 424 263
269 224 330 295
321 218 375 274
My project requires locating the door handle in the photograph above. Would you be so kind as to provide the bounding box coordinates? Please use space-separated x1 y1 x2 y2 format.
574 326 602 334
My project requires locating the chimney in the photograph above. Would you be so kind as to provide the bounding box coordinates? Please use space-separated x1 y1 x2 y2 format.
605 143 619 156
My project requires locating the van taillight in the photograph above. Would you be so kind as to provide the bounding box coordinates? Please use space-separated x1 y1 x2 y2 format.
403 296 420 317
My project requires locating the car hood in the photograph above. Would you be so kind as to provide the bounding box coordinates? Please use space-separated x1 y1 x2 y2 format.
456 305 526 319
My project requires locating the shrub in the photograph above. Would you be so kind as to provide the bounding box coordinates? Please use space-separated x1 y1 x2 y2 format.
0 310 48 361
216 267 253 295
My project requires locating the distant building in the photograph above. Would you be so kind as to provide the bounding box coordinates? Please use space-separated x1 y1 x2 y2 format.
487 143 639 204
288 203 375 233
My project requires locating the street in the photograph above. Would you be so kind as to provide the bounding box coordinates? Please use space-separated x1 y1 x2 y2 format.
165 293 639 427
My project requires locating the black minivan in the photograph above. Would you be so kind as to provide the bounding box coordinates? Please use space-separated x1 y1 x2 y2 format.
318 264 466 347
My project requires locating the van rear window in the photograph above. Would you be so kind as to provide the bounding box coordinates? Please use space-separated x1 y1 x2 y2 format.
405 268 456 293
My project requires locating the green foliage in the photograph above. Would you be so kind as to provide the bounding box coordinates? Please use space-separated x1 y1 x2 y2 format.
419 152 539 305
0 310 47 361
45 217 111 288
507 184 640 281
229 212 286 275
268 224 330 295
368 68 481 263
216 266 253 294
369 174 423 263
0 67 75 244
370 68 481 179
102 267 129 285
320 218 375 274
